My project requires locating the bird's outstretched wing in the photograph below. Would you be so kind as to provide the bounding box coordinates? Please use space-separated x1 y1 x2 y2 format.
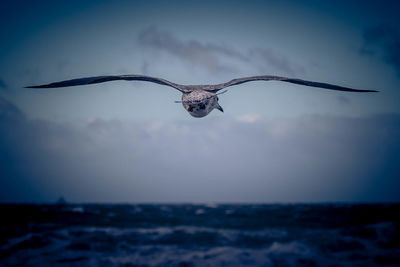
26 74 378 93
204 75 378 93
25 74 190 93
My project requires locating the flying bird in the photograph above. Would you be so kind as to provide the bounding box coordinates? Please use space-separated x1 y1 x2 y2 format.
26 74 378 118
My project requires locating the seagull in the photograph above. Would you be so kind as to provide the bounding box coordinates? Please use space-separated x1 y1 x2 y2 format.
26 74 378 118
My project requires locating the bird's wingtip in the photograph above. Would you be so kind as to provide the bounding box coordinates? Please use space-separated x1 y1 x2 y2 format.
356 89 379 92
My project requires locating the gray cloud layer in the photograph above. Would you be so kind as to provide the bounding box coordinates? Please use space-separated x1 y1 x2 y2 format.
0 79 7 90
360 24 400 75
1 96 399 203
138 26 304 75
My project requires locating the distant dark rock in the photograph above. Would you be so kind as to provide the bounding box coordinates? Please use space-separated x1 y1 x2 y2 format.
56 197 67 205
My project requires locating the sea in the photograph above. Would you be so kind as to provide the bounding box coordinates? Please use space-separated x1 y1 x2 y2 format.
1 203 399 266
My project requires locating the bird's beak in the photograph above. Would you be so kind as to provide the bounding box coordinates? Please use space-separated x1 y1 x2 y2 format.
216 104 224 113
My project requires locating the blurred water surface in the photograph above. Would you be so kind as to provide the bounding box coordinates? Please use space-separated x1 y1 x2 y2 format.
1 203 399 266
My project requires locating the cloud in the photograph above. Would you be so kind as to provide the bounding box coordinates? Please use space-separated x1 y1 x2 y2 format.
336 95 350 105
248 48 304 76
138 26 239 73
0 79 7 91
360 24 400 75
1 96 400 203
0 96 23 120
236 113 262 123
138 26 304 75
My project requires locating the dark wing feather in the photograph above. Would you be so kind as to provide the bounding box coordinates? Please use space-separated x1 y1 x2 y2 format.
205 75 378 93
26 74 190 93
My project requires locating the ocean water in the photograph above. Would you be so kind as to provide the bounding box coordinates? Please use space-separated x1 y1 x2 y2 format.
1 204 399 266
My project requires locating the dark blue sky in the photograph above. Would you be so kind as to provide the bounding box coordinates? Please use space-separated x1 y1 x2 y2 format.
1 0 400 203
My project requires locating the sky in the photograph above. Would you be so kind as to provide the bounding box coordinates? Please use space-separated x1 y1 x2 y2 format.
1 0 400 203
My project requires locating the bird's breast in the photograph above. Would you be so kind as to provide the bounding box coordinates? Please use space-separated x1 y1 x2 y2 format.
181 90 215 118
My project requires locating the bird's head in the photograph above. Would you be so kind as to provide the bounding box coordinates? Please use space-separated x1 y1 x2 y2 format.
214 96 224 113
178 90 226 118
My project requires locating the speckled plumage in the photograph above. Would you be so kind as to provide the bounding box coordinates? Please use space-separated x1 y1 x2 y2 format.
26 74 378 118
181 90 222 117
